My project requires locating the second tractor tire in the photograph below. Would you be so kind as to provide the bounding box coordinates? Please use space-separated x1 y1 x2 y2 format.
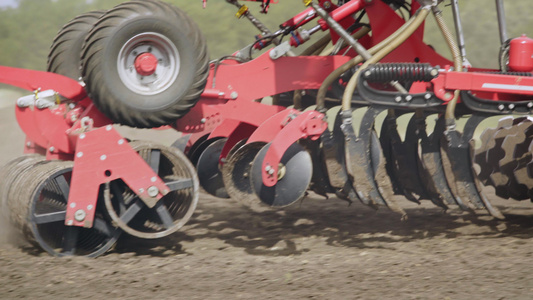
47 11 105 80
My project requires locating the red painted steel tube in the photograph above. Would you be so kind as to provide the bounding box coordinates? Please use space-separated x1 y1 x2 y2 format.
281 7 316 28
329 0 366 24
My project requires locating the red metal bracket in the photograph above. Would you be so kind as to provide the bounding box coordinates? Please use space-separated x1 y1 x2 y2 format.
207 119 257 164
260 110 327 187
176 100 285 151
247 108 300 143
218 122 257 164
65 126 169 228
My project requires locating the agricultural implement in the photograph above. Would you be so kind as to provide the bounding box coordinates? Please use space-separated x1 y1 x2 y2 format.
0 0 532 257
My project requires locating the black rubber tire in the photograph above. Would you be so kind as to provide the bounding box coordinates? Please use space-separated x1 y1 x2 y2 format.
81 0 209 128
47 11 105 80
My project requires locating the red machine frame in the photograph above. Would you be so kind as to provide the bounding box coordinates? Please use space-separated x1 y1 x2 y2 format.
1 0 532 229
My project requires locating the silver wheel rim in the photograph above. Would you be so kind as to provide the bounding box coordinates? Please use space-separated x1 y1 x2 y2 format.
117 32 180 96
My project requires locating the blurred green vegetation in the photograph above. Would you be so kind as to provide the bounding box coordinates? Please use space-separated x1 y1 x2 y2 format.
0 0 531 71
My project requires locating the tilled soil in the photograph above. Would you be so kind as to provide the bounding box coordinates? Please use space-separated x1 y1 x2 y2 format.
0 194 532 299
0 93 532 299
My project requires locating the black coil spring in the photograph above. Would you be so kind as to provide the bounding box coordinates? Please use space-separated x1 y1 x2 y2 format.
363 63 438 83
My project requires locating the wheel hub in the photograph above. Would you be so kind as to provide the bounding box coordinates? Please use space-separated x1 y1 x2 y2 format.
134 53 158 76
117 32 180 96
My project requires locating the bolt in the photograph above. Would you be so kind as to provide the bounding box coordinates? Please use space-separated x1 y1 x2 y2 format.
26 142 32 147
80 133 86 139
106 125 112 131
323 1 331 9
151 176 157 183
508 104 515 110
74 209 86 222
118 139 125 145
201 118 207 124
268 169 275 175
498 104 505 111
87 205 93 210
444 92 453 100
76 152 83 158
430 68 439 77
425 93 432 100
139 188 145 194
70 114 78 122
100 155 107 161
405 95 413 102
528 102 533 108
67 220 74 226
364 70 372 78
70 203 76 208
265 165 272 172
49 146 55 153
147 186 159 198
230 92 239 100
395 96 402 103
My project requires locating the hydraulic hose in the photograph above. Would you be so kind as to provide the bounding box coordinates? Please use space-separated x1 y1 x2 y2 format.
433 6 463 127
320 27 371 56
300 33 332 56
340 6 432 111
315 9 422 112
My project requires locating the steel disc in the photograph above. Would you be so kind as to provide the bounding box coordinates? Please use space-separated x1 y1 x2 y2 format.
222 142 267 211
105 141 199 239
7 160 121 257
250 142 312 208
186 135 210 166
196 138 230 198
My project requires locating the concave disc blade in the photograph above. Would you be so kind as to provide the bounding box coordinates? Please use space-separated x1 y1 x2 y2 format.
222 142 267 211
196 138 229 198
250 143 312 208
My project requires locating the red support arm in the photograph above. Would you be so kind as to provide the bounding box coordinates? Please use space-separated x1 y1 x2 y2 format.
66 126 169 228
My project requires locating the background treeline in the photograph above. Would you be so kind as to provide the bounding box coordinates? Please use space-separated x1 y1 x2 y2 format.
0 0 531 72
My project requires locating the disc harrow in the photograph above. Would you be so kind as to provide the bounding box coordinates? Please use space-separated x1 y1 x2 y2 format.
1 0 533 257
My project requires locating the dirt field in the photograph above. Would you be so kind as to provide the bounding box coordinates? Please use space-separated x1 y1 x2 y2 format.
0 91 532 299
